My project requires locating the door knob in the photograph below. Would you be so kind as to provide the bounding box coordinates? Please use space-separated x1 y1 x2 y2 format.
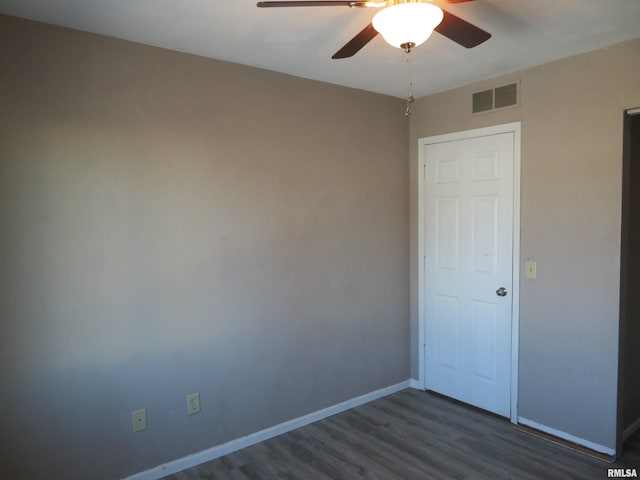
496 287 508 297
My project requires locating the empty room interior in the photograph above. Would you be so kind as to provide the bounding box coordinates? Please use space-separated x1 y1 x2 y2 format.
1 1 639 479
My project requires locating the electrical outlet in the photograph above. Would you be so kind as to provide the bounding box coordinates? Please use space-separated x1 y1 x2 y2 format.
187 392 201 415
132 408 147 432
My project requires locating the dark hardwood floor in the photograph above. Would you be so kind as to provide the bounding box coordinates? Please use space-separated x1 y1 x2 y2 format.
163 388 640 480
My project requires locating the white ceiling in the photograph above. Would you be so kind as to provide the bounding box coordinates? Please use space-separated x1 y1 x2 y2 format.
2 0 640 98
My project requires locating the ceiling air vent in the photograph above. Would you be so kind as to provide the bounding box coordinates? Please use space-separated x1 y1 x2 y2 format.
472 81 519 114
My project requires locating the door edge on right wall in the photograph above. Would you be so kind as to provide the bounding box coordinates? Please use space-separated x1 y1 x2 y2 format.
617 108 640 456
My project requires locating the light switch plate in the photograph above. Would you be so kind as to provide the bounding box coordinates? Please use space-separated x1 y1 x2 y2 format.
526 260 537 279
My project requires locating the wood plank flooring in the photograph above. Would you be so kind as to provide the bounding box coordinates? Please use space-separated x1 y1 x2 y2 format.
162 388 640 480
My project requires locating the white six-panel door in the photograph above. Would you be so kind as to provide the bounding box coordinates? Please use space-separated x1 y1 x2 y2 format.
423 131 515 418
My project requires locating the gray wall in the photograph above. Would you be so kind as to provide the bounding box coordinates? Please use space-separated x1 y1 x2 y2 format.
0 15 410 480
410 38 640 451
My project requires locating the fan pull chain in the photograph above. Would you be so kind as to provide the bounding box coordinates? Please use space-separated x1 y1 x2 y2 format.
405 44 415 117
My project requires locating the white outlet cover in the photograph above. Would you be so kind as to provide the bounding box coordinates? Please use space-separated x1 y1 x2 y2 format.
132 408 147 432
187 392 200 415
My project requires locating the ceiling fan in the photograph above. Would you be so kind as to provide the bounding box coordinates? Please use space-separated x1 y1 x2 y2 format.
256 0 491 59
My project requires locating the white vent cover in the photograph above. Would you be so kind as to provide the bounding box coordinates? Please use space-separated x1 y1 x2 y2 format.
473 82 519 114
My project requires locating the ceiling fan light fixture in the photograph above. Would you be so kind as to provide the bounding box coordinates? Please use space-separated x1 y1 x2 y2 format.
372 1 444 49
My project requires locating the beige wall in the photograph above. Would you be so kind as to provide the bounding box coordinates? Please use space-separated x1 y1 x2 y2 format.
410 38 640 451
0 15 409 479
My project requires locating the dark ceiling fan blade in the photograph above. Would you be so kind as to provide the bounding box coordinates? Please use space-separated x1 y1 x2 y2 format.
332 23 378 59
257 1 370 7
435 9 491 48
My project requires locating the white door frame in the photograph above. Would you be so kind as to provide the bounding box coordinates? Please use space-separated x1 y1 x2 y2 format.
417 122 521 424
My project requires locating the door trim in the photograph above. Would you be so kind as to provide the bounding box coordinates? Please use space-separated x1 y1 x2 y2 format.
417 122 521 424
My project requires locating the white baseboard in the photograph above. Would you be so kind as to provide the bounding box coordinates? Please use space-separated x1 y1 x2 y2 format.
124 380 411 480
410 378 424 390
518 417 615 456
623 416 640 441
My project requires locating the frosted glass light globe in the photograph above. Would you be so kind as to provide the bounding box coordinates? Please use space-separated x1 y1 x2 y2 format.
372 2 444 49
